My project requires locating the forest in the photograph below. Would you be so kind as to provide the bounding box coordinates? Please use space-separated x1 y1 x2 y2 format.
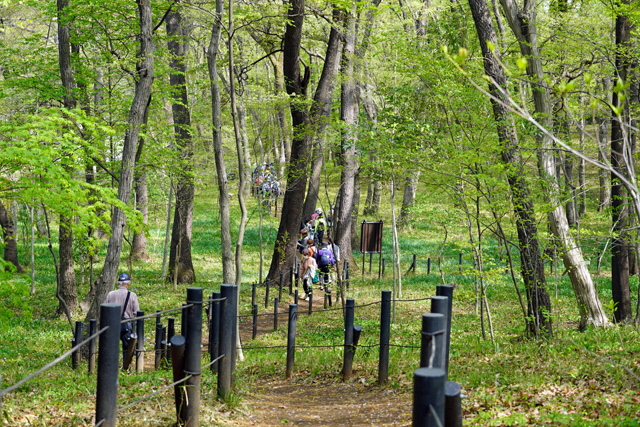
1 0 640 425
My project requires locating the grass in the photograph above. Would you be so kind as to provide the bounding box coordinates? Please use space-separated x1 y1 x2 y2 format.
1 181 640 426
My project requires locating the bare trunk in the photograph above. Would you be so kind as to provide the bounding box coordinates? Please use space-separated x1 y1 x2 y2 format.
469 0 552 336
266 0 312 284
500 0 609 328
56 0 77 314
130 172 150 261
85 0 154 321
610 6 633 322
207 0 234 284
335 5 359 269
229 0 249 287
267 0 343 284
399 171 420 228
167 5 196 284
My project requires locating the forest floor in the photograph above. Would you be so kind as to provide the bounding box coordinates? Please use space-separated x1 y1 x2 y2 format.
229 291 414 426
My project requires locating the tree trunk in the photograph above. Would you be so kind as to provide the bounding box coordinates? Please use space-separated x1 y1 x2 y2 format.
267 0 312 284
228 0 249 287
85 0 154 321
56 0 77 314
334 5 359 269
130 171 150 261
399 170 420 228
167 5 196 284
610 4 633 322
207 0 234 285
266 0 343 285
469 0 552 336
58 220 77 315
0 200 23 272
499 0 609 328
302 6 344 222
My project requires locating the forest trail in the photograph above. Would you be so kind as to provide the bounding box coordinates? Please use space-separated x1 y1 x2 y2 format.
230 291 413 426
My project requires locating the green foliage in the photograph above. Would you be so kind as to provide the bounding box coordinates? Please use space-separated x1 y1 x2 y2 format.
0 274 33 332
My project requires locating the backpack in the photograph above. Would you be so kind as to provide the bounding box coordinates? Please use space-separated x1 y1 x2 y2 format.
317 249 332 267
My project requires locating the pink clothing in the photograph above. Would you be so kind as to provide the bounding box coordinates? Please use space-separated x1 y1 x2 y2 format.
300 256 317 278
104 287 140 319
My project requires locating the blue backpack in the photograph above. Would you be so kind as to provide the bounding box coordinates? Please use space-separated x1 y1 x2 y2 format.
318 249 332 267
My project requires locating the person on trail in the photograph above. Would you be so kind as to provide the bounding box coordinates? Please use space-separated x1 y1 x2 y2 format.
316 242 336 291
297 228 309 254
306 238 317 259
314 208 328 244
104 273 140 361
300 249 317 301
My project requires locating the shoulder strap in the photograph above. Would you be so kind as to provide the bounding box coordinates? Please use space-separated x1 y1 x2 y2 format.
122 291 131 318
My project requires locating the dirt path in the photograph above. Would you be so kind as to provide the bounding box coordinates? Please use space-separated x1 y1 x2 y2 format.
231 378 412 426
231 293 413 426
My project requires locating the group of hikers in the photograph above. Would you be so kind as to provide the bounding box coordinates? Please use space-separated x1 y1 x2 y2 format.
297 208 339 301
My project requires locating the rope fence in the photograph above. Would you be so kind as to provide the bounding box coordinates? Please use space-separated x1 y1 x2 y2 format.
1 283 461 427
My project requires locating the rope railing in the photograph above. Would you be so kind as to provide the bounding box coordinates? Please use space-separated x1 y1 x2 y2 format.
4 283 458 427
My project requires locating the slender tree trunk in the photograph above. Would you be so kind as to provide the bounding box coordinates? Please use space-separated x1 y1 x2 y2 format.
56 0 77 314
228 0 249 287
335 5 359 269
207 0 234 284
500 0 609 328
610 4 633 322
399 171 420 228
167 5 196 284
130 172 150 261
469 0 552 336
85 0 154 321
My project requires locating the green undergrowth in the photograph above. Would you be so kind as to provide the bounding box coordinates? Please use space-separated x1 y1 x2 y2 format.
2 187 640 426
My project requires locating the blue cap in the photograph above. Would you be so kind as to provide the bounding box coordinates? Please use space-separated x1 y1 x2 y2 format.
118 273 131 282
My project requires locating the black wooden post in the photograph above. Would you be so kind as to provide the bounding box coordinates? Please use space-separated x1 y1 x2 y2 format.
72 321 83 370
294 289 299 305
427 257 431 275
252 304 258 340
378 290 391 384
154 313 163 370
420 313 445 370
444 381 463 427
342 298 355 380
170 334 186 424
229 285 239 375
436 285 454 377
136 310 145 373
430 296 449 378
95 304 121 427
251 283 256 307
218 284 235 400
289 266 294 295
412 367 446 427
278 273 283 301
167 318 175 363
381 258 386 276
209 292 221 371
265 279 270 309
286 304 297 378
183 287 203 426
88 319 97 375
308 288 313 315
273 297 279 330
